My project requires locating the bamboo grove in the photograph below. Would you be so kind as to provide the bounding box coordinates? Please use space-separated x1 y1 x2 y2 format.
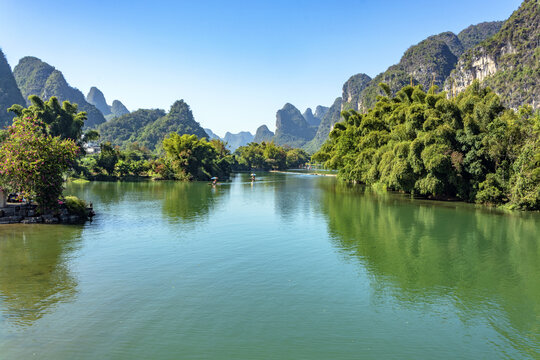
313 81 540 210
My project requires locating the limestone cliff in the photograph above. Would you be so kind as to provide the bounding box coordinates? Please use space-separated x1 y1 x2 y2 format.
341 73 371 111
13 57 106 127
0 49 25 127
253 125 274 143
273 103 316 148
223 131 254 151
445 0 539 109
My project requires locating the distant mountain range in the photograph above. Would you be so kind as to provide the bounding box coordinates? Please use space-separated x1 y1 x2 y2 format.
98 100 206 150
249 0 537 152
86 87 129 120
0 0 536 153
13 57 107 127
202 129 254 152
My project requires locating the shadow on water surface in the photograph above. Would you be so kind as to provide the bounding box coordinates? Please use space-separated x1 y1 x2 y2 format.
318 181 540 357
0 225 83 328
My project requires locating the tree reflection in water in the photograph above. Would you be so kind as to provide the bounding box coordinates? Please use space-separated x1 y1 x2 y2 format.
0 224 83 327
319 181 540 357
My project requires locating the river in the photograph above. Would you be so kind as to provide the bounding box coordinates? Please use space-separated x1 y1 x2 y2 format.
0 172 538 359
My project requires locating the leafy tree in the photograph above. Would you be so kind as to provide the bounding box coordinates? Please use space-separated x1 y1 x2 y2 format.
0 116 78 209
235 141 307 171
314 81 540 209
162 133 232 180
96 142 120 176
8 95 99 149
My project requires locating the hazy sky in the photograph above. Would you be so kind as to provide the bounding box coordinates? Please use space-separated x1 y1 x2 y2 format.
0 0 521 137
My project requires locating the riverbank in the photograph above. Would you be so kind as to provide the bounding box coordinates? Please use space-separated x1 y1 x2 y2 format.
0 202 94 225
270 170 337 177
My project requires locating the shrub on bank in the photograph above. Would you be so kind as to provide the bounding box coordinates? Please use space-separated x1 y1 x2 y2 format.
64 196 88 219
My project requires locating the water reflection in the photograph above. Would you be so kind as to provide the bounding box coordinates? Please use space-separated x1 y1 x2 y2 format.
67 181 230 227
319 181 540 356
272 173 323 221
161 181 229 224
0 225 82 327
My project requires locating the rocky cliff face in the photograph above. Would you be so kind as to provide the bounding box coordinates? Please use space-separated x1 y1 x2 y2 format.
341 73 371 111
253 125 274 143
314 105 329 120
302 108 321 127
445 0 539 109
111 100 129 117
274 103 316 147
224 131 254 151
204 128 221 140
13 57 106 127
0 49 25 127
87 87 130 119
303 97 342 153
352 21 503 111
86 87 111 116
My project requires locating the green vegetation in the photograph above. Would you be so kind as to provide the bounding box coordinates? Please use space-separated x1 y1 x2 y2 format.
97 109 165 148
0 49 25 128
0 112 79 209
13 57 106 127
97 100 206 151
73 142 154 181
314 81 540 210
235 141 309 171
303 97 342 153
63 196 88 219
8 95 99 147
158 134 234 181
447 0 538 109
457 21 504 51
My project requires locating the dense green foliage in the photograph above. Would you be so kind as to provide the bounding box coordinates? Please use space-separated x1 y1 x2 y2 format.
314 81 540 210
334 21 503 116
73 142 154 180
8 96 99 148
98 101 206 151
160 134 233 181
0 49 25 128
13 57 106 127
235 142 309 171
97 109 165 147
137 100 207 150
457 21 504 51
0 116 79 209
63 195 88 219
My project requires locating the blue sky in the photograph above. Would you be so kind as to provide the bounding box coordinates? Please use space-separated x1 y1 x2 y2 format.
0 0 521 136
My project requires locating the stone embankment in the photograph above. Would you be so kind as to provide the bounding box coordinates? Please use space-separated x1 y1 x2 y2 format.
0 204 94 225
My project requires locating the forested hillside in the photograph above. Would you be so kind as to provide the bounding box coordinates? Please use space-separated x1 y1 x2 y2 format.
97 100 206 151
0 49 24 127
446 0 539 108
13 57 106 127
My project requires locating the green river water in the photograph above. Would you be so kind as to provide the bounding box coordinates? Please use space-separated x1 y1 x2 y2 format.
0 172 538 359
